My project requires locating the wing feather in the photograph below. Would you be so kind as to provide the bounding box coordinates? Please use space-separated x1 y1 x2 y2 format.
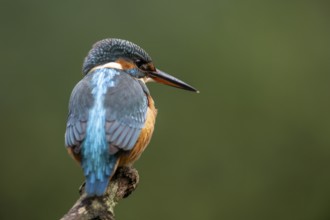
65 68 148 154
111 124 126 142
65 79 93 148
122 128 135 147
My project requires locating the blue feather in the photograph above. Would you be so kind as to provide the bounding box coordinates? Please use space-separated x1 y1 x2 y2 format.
122 128 135 147
84 155 118 196
81 68 120 196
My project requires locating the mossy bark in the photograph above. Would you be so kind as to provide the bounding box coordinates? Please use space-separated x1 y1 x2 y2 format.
60 167 139 220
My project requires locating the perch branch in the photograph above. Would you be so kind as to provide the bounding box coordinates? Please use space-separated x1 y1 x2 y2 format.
60 167 139 220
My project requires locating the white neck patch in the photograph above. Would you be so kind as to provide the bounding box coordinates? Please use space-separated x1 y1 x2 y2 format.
90 62 123 73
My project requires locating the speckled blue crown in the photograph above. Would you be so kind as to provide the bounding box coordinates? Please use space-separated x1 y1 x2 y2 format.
82 38 152 75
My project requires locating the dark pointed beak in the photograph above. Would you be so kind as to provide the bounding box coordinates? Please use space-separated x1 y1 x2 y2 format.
148 69 199 93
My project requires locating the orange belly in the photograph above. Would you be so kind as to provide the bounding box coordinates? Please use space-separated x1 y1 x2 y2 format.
118 96 157 166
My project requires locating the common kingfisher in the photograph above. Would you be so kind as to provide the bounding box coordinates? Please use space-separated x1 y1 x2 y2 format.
65 38 198 197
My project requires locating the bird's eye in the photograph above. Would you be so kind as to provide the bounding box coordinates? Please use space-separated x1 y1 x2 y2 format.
140 64 149 71
135 59 144 67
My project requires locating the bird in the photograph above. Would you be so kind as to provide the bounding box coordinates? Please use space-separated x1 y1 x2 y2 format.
65 38 198 197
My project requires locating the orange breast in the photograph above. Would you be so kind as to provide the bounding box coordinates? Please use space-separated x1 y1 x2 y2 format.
118 95 157 166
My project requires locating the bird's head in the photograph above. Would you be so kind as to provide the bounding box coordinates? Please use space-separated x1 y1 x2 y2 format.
82 38 198 92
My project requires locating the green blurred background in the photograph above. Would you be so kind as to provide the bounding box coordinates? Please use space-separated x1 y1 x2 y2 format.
1 0 330 219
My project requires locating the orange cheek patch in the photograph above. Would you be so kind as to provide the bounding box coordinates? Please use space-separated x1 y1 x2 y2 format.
116 58 137 70
142 63 156 72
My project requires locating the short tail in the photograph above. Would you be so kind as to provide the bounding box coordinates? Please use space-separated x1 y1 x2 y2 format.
85 177 110 196
83 155 118 197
